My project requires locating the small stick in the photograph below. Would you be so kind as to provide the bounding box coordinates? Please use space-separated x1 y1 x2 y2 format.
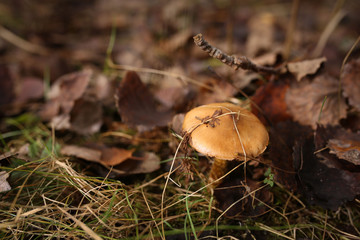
193 33 279 74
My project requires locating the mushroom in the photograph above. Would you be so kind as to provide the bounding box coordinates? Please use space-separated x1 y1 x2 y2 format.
182 102 269 188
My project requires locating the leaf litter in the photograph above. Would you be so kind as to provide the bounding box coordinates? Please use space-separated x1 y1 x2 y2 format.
0 1 360 239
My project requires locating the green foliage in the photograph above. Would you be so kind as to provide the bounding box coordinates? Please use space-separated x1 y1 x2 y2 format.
263 167 274 187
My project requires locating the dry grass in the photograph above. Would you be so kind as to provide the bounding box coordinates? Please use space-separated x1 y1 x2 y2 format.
1 117 359 240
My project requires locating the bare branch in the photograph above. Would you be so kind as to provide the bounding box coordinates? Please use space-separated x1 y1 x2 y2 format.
193 33 279 74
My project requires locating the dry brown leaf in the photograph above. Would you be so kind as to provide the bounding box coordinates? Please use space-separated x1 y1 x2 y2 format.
0 171 11 193
287 57 326 81
69 98 103 135
100 147 136 166
171 113 185 135
326 128 360 166
328 139 360 165
293 129 360 210
251 80 292 124
285 74 347 128
61 144 160 176
341 58 360 111
61 145 102 162
39 69 105 134
61 144 135 166
116 71 172 132
39 69 92 121
110 152 160 176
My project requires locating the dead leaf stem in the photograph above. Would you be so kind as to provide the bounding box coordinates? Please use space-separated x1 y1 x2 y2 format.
0 25 49 55
193 33 279 74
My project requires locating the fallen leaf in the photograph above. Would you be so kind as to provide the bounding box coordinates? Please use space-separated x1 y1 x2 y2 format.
268 121 312 190
171 113 185 135
61 144 160 176
341 58 360 111
39 69 92 121
286 74 347 129
100 147 136 166
61 145 102 162
110 151 160 176
328 138 360 165
69 98 103 135
38 69 105 134
61 144 135 166
293 125 360 210
287 57 327 81
47 69 92 113
0 171 11 193
251 80 292 124
315 125 360 170
152 67 194 112
116 71 173 132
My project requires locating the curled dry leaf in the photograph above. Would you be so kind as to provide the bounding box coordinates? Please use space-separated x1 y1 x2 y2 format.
286 74 347 129
39 69 92 121
46 69 92 115
61 145 102 162
315 125 360 167
116 71 172 132
0 171 11 193
61 144 160 176
287 57 326 81
328 138 360 165
341 58 360 111
109 151 160 176
39 69 105 134
61 144 134 166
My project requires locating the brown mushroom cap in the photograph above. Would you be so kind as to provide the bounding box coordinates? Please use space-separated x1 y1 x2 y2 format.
182 102 269 160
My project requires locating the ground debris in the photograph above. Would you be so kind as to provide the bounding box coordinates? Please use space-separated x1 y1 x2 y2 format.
116 71 173 132
293 125 360 210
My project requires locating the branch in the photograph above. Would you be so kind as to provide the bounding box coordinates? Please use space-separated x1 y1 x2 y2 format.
193 33 279 74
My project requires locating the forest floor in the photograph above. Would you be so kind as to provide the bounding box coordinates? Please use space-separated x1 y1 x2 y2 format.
0 0 360 239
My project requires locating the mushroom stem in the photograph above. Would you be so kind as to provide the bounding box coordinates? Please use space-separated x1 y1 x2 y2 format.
209 158 227 188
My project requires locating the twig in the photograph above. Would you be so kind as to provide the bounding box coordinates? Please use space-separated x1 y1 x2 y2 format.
193 33 279 74
0 25 49 55
312 9 346 57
